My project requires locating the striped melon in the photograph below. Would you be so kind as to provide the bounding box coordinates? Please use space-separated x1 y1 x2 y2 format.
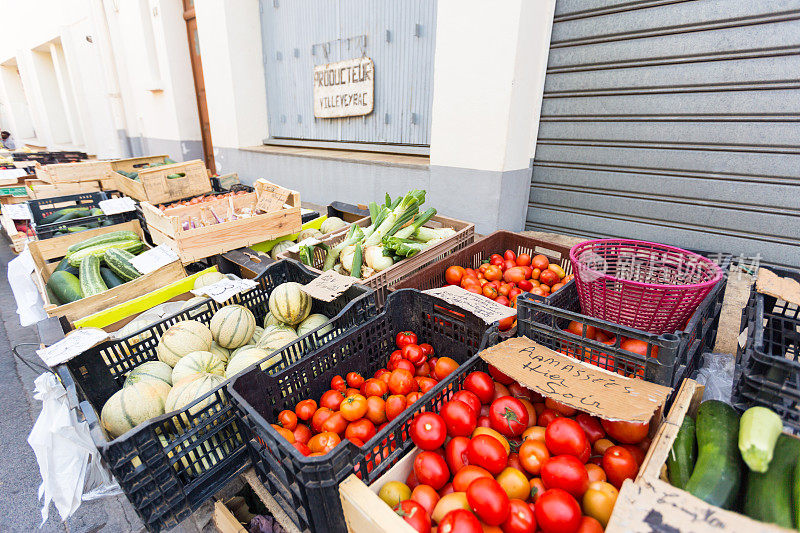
171 351 226 384
297 313 332 338
124 361 173 387
182 296 212 318
208 341 231 364
256 324 299 353
263 311 284 328
209 304 256 348
165 373 226 419
268 282 312 325
115 317 153 342
251 326 264 344
156 320 213 367
270 240 295 260
298 228 323 241
101 381 171 439
193 271 226 289
225 346 271 378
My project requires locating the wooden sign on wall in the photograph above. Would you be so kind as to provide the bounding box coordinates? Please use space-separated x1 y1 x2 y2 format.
313 57 374 118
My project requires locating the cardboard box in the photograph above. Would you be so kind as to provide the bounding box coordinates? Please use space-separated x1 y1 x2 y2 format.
109 156 212 204
339 337 675 533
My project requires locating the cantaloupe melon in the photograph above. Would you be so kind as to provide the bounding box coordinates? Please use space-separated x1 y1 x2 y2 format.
156 320 213 367
263 311 283 329
225 346 271 378
320 216 347 235
165 373 226 419
208 341 231 364
209 304 255 349
193 271 226 289
101 380 172 439
270 240 295 260
297 228 323 241
171 351 225 384
268 282 311 325
182 296 212 318
256 324 299 353
124 361 173 387
115 317 153 342
296 313 332 338
251 326 264 344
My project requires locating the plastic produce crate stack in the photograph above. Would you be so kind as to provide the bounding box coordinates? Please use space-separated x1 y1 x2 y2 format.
732 267 800 432
28 191 134 239
55 259 376 532
227 289 499 533
516 250 731 401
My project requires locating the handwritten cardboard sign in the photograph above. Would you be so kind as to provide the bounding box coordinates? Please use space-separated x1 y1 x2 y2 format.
606 479 792 533
424 285 516 324
98 196 137 215
37 327 109 367
255 182 291 214
129 244 180 274
757 267 800 307
302 270 357 302
479 337 671 423
191 276 258 303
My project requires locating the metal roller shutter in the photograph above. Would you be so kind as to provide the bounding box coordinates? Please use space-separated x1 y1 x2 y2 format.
529 0 800 268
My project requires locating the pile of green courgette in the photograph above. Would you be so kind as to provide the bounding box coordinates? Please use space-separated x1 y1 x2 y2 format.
668 401 799 528
39 206 116 236
117 158 179 182
45 230 146 305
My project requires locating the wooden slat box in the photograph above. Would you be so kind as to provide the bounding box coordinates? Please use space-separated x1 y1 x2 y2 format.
34 160 112 184
110 156 212 204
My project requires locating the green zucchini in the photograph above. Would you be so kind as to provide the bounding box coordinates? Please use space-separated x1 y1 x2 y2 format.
100 267 125 288
104 248 142 282
79 255 107 297
67 240 143 267
739 406 783 473
45 286 62 306
46 271 83 304
90 208 103 216
41 207 87 224
794 452 800 528
744 434 800 528
668 416 697 490
51 210 91 224
66 230 140 254
66 226 89 233
54 256 72 273
684 400 742 509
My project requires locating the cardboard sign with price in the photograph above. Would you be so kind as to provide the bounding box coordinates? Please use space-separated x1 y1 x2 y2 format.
255 182 291 213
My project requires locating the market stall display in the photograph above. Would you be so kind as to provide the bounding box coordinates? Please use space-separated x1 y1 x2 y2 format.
28 191 135 239
55 259 376 531
109 155 212 204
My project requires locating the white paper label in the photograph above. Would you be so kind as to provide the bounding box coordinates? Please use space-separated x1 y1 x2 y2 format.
287 237 322 253
99 196 137 215
37 327 109 367
3 202 32 220
424 285 517 324
301 270 357 302
129 244 180 274
191 277 258 303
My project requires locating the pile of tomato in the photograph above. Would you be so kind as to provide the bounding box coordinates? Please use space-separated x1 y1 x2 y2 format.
270 331 461 457
444 251 572 330
378 366 650 533
157 189 249 211
562 320 658 378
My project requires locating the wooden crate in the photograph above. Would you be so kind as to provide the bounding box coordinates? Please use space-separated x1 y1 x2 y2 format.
140 179 302 264
29 219 186 324
0 207 29 253
110 157 212 204
26 179 102 199
213 499 248 533
34 160 112 184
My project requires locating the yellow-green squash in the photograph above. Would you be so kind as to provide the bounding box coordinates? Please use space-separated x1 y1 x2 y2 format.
209 304 255 349
268 282 311 325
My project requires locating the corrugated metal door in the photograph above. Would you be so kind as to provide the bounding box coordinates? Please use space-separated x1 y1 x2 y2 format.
259 0 436 146
528 0 800 268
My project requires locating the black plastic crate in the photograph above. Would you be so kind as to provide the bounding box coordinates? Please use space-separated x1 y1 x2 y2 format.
228 289 498 533
732 266 800 431
516 251 731 397
55 259 377 532
28 191 135 239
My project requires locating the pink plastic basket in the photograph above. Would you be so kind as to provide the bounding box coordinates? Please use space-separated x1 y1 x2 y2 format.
570 239 723 334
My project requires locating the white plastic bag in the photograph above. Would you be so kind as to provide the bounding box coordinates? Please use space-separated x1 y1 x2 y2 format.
8 248 47 326
27 373 121 524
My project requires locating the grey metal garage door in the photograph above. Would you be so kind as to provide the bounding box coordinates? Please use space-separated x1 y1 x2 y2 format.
528 0 800 268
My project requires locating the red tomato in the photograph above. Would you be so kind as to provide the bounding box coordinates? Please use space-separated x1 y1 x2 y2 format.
541 455 590 498
490 254 504 266
438 509 482 533
311 407 333 433
504 250 517 262
445 266 465 286
415 361 432 377
483 284 499 299
531 254 550 271
517 279 533 292
293 423 311 444
414 451 450 490
519 438 550 476
453 464 493 492
394 359 416 374
441 400 478 437
502 498 536 533
467 434 509 475
375 368 390 379
621 444 646 467
434 357 459 381
602 446 638 489
445 435 470 473
402 344 426 365
499 315 515 332
410 484 439 517
489 397 529 437
365 396 387 425
530 478 546 503
504 259 517 271
363 378 388 398
620 338 658 359
320 390 344 411
575 414 605 444
534 489 582 533
577 516 604 533
407 391 423 404
464 372 494 404
389 369 416 395
600 419 649 445
503 267 527 284
438 482 454 497
537 409 562 427
417 377 438 393
493 382 511 402
495 296 510 307
410 413 447 450
485 265 503 282
516 254 531 267
385 395 408 421
406 469 419 490
394 500 431 533
545 418 590 458
331 375 346 393
345 419 376 443
308 432 341 454
544 398 578 417
452 390 481 415
466 477 510 526
507 382 532 402
278 410 297 431
419 343 434 356
292 441 311 456
272 425 295 443
488 364 514 385
321 411 347 435
340 394 368 421
476 415 491 428
389 350 404 369
396 331 418 348
506 452 528 479
295 399 317 421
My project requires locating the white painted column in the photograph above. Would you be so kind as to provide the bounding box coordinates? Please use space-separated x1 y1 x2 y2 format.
49 42 83 147
428 0 555 233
